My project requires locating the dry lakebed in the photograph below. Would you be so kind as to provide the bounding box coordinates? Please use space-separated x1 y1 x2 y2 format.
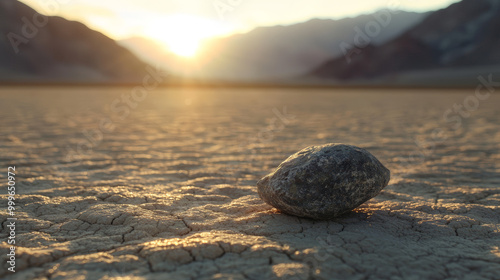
0 87 499 279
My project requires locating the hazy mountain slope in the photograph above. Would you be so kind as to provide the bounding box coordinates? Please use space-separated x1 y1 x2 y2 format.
310 0 500 81
119 11 427 82
118 37 194 77
194 11 427 81
0 0 150 83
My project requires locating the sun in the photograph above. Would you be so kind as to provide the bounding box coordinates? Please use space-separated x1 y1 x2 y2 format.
168 36 200 58
145 14 229 58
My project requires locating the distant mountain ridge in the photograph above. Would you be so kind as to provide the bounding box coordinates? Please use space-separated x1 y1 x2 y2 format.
0 0 149 83
3 0 495 86
120 11 427 82
309 0 500 83
196 11 427 81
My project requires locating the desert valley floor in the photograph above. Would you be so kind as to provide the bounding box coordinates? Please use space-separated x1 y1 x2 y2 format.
0 87 499 279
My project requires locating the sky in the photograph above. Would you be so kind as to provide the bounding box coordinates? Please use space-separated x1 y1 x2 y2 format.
18 0 460 57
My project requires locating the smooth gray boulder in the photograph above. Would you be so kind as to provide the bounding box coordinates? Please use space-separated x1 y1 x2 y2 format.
257 144 390 219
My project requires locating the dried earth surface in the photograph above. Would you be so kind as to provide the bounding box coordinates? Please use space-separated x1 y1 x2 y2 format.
0 87 499 279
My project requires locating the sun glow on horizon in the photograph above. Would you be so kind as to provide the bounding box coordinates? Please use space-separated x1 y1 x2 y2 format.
144 14 230 58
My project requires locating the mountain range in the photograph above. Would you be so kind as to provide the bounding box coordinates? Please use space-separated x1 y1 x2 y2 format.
309 0 500 85
0 0 149 83
121 11 428 82
1 0 499 86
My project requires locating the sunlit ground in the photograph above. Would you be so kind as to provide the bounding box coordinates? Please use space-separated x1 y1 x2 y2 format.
0 87 498 278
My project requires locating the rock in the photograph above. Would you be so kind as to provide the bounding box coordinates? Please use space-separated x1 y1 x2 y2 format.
257 144 390 219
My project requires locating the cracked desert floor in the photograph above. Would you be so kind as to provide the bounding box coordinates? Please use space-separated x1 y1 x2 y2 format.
1 87 499 280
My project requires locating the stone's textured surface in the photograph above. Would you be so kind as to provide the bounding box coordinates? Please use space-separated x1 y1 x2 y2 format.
257 144 390 219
